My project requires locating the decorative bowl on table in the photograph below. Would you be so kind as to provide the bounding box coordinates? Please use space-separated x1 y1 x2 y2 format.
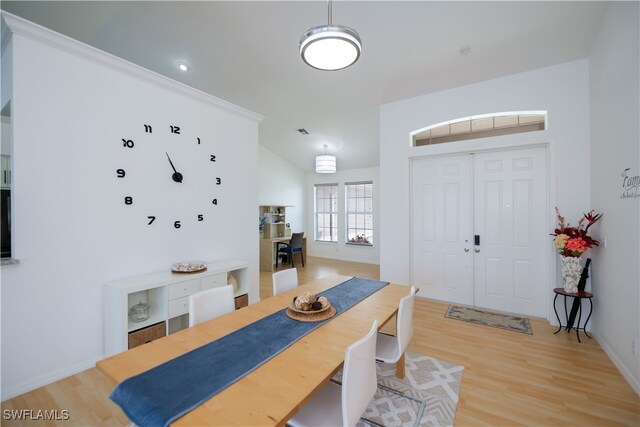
171 261 207 273
290 291 330 314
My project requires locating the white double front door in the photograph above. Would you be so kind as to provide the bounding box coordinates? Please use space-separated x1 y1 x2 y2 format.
411 146 548 317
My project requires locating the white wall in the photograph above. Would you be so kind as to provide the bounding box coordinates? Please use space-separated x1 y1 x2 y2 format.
258 144 305 233
589 2 640 394
1 115 10 155
380 60 591 314
0 14 261 399
306 167 380 265
0 30 11 110
1 29 12 156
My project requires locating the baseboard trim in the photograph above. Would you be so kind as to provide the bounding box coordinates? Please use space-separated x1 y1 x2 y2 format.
1 355 103 402
592 331 640 395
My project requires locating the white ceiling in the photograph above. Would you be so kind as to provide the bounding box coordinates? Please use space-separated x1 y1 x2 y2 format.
1 1 608 172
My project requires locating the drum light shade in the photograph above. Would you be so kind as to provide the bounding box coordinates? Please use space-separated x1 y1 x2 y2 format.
315 154 336 173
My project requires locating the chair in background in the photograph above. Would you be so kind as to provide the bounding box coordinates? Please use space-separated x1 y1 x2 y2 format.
188 285 235 327
276 232 305 268
272 268 298 296
375 286 416 379
287 319 379 427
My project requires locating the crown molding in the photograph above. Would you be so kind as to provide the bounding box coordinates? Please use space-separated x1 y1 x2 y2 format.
0 11 264 123
1 14 13 53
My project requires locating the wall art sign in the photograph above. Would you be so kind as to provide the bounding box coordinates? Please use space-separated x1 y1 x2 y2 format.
620 168 640 199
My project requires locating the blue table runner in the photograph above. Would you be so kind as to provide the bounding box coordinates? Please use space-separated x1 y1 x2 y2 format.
110 277 388 427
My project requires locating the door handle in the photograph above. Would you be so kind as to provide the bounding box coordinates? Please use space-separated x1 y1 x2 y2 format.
464 248 470 252
474 248 481 253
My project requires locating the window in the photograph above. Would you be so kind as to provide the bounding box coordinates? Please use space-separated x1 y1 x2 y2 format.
411 111 547 147
346 182 373 246
314 184 338 242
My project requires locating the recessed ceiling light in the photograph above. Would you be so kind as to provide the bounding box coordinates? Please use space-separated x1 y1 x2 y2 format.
460 45 472 56
177 62 188 71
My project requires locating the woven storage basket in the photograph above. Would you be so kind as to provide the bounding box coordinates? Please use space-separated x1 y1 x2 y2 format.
128 321 166 349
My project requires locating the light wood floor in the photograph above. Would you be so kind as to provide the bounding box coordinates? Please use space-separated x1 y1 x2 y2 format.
2 257 639 426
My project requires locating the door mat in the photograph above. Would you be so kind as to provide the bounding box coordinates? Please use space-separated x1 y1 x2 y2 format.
445 305 533 335
333 351 464 427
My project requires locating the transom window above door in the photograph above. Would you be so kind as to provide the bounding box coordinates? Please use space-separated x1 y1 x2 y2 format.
411 111 547 147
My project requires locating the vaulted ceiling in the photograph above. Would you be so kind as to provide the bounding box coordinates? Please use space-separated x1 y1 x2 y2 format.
2 1 608 172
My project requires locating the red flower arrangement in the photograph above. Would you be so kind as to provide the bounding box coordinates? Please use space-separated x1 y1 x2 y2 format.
551 208 602 257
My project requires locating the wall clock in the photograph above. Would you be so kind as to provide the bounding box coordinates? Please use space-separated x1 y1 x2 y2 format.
116 123 222 229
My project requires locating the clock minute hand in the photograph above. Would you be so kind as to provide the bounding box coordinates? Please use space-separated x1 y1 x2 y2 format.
165 152 183 183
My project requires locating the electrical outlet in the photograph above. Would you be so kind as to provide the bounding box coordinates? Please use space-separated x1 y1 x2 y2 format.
632 340 638 356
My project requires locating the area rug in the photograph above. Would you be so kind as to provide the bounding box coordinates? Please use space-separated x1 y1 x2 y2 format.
445 305 532 335
333 351 464 427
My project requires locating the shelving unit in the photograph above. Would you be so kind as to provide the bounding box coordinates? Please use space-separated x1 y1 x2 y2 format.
104 259 249 356
126 286 167 333
259 205 306 271
260 205 292 239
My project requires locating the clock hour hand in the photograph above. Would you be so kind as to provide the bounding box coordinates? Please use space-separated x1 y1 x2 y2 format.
165 152 183 183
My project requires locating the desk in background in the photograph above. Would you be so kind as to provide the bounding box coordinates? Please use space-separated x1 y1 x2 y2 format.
259 236 307 271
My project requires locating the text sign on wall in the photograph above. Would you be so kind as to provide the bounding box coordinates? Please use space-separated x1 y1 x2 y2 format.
620 168 640 200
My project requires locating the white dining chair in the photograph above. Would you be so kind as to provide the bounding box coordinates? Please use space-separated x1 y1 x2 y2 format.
188 285 235 327
287 319 379 427
375 286 416 378
272 268 298 296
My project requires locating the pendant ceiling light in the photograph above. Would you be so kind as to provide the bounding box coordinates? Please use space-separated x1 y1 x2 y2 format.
316 144 336 173
300 0 361 71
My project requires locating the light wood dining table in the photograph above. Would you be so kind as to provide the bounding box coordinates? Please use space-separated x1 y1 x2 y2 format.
97 275 410 426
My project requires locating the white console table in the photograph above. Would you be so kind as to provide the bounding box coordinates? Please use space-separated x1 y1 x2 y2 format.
104 259 249 356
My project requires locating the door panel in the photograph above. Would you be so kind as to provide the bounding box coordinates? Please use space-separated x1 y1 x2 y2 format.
444 254 461 290
484 258 503 296
514 259 533 300
412 155 472 304
473 147 547 317
484 181 503 245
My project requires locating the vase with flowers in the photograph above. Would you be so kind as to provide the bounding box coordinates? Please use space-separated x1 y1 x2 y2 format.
551 208 602 293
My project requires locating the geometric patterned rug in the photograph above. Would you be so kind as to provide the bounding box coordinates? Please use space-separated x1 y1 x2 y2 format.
445 305 533 335
333 351 464 427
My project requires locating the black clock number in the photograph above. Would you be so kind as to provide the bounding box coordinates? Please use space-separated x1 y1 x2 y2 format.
198 214 204 221
122 139 134 148
212 198 218 205
144 124 153 133
216 177 221 185
124 196 133 205
174 221 181 229
147 216 156 225
116 169 126 178
210 155 216 162
170 126 181 134
197 138 201 145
